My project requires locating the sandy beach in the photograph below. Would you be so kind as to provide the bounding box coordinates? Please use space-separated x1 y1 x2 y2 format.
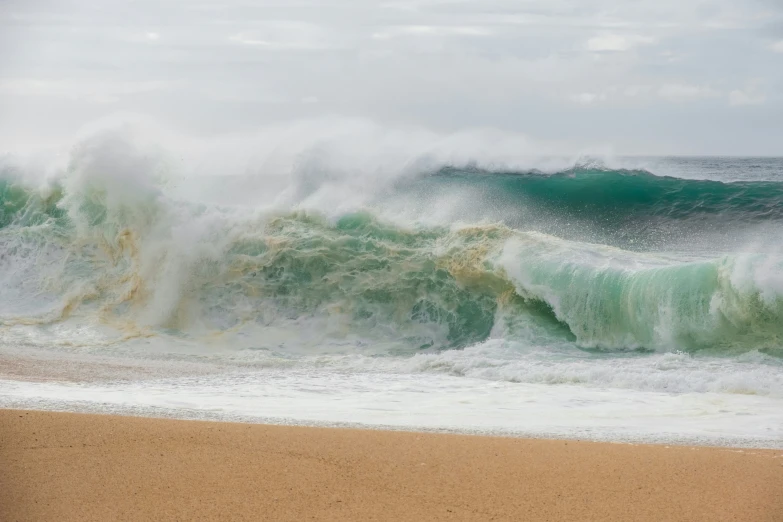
1 410 781 521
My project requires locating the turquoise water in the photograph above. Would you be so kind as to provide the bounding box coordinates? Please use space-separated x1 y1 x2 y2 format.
2 157 781 354
1 139 782 445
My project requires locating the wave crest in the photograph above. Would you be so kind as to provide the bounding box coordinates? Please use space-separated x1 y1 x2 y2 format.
1 130 782 355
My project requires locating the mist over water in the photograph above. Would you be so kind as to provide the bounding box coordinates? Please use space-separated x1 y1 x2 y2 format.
1 121 782 446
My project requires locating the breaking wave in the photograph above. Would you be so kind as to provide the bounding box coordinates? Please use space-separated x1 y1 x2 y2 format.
1 132 782 356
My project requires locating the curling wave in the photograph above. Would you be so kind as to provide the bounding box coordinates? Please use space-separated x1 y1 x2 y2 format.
1 166 782 355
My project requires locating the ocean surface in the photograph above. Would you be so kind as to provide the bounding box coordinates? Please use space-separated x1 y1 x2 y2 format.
1 135 782 447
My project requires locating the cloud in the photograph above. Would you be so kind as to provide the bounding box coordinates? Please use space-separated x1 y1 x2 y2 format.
729 90 765 106
586 34 655 52
623 85 653 97
228 22 336 50
570 83 723 105
657 84 720 101
372 25 491 40
570 92 606 104
120 31 162 44
1 0 783 154
729 81 767 106
0 78 171 103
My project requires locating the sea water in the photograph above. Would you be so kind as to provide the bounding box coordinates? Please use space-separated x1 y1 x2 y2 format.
1 130 781 447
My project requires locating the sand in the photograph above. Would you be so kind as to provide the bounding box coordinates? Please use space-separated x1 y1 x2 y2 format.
1 410 782 521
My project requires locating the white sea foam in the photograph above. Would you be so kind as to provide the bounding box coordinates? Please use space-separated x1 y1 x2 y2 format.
2 363 782 448
1 121 782 447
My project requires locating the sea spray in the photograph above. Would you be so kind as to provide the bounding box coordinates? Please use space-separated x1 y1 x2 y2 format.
2 129 783 445
1 130 782 354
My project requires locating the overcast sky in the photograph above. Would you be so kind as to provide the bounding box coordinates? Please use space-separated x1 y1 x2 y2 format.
1 0 782 155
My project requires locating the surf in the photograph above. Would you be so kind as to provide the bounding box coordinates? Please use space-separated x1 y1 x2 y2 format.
1 180 782 354
1 129 782 358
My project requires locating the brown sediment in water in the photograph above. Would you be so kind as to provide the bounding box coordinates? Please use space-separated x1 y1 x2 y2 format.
0 352 218 383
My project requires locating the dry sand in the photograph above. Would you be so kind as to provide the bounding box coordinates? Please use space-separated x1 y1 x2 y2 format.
1 409 782 521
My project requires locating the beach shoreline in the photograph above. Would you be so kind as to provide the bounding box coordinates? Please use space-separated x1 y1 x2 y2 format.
2 409 782 521
3 349 781 451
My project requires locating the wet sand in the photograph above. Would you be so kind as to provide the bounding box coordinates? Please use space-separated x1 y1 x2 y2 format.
1 409 782 521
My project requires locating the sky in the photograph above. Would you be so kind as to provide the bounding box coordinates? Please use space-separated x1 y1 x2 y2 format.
1 0 783 155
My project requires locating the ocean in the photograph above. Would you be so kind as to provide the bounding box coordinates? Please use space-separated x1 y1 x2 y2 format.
1 135 782 447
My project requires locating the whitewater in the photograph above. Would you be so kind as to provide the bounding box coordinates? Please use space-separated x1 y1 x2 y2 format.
1 123 782 447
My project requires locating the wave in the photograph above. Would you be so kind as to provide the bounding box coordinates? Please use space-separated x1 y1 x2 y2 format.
1 133 782 356
0 199 781 354
5 163 782 248
431 166 783 221
387 166 783 251
500 235 783 352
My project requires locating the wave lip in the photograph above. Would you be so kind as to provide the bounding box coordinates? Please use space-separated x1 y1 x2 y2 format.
500 235 783 353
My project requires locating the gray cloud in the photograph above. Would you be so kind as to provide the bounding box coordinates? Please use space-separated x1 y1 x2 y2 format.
1 0 782 155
